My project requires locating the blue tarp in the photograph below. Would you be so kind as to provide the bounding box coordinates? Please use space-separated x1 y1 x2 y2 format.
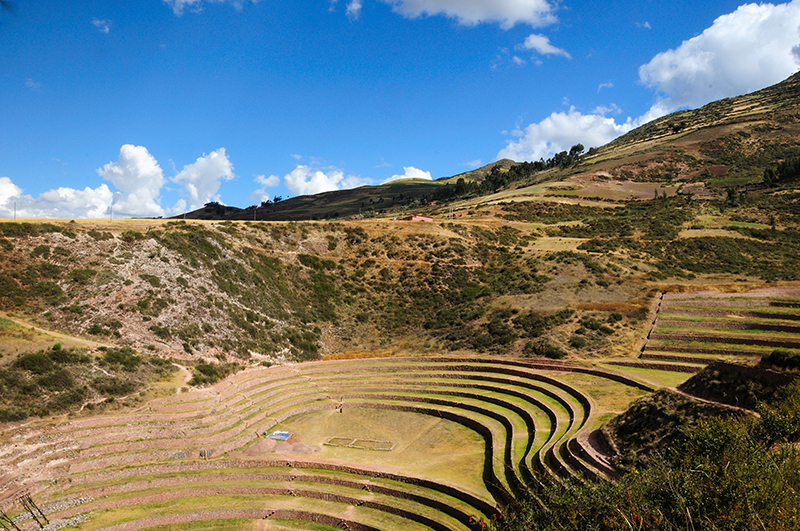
267 430 293 441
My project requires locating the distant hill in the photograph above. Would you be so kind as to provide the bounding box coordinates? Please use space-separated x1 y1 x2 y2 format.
177 72 800 220
177 160 517 222
580 71 800 186
441 158 517 183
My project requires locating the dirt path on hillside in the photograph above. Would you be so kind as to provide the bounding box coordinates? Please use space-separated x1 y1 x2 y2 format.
0 312 110 350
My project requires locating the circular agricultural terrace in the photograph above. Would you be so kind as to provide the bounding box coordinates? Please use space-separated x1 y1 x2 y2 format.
0 357 654 530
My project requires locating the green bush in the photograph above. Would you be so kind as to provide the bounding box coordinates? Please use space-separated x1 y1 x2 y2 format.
92 377 136 396
494 386 800 531
88 323 111 336
523 339 567 359
569 335 587 349
68 268 97 285
30 244 50 259
139 273 161 287
102 347 141 371
15 351 55 374
761 348 800 370
37 368 75 391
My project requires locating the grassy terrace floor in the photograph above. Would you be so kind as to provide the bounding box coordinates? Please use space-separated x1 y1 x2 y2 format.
0 357 653 530
643 291 800 364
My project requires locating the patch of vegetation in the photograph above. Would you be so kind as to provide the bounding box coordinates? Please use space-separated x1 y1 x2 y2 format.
0 345 173 421
87 229 114 241
68 268 97 285
188 360 241 386
678 361 794 411
495 376 800 531
139 273 161 287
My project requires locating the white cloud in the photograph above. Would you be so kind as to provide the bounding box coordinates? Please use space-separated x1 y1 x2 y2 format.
255 174 280 187
375 0 556 29
497 2 800 165
464 159 483 168
0 176 114 219
383 166 433 183
0 177 23 209
592 103 621 115
497 107 634 162
520 33 570 58
172 148 235 210
164 0 260 16
639 1 800 120
165 0 204 15
25 78 41 90
97 144 167 217
92 18 112 33
251 174 280 203
636 21 652 30
347 0 363 18
0 146 238 219
290 153 302 160
597 82 614 92
283 165 371 196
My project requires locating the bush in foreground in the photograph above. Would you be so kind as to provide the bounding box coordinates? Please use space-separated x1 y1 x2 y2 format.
493 382 800 531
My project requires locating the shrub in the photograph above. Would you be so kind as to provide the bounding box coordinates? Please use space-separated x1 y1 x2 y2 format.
524 339 567 359
68 268 97 285
103 347 141 371
761 348 800 370
569 335 588 349
121 230 145 243
88 323 111 336
48 348 90 364
139 273 161 287
92 377 136 396
37 368 74 391
30 244 50 259
0 406 31 422
15 352 54 374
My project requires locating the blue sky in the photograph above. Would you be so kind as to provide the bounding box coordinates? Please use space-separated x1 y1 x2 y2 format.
2 0 800 218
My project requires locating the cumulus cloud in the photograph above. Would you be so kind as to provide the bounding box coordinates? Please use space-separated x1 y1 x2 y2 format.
255 174 280 187
172 148 235 210
0 145 237 219
639 1 800 120
251 174 281 203
282 165 371 196
383 166 433 183
97 144 167 218
0 176 114 219
92 18 112 33
498 2 800 164
520 34 570 58
0 177 23 210
356 0 556 29
497 107 634 162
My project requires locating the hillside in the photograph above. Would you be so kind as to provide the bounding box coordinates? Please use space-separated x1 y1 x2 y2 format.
2 74 800 531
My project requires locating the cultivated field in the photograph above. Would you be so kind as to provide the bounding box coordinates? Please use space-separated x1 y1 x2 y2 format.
0 357 656 530
642 287 800 367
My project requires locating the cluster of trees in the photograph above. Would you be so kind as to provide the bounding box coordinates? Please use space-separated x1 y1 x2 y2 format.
432 144 588 203
763 155 800 186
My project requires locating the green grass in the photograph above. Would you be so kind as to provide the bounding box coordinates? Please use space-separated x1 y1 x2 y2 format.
145 519 256 531
272 406 491 499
